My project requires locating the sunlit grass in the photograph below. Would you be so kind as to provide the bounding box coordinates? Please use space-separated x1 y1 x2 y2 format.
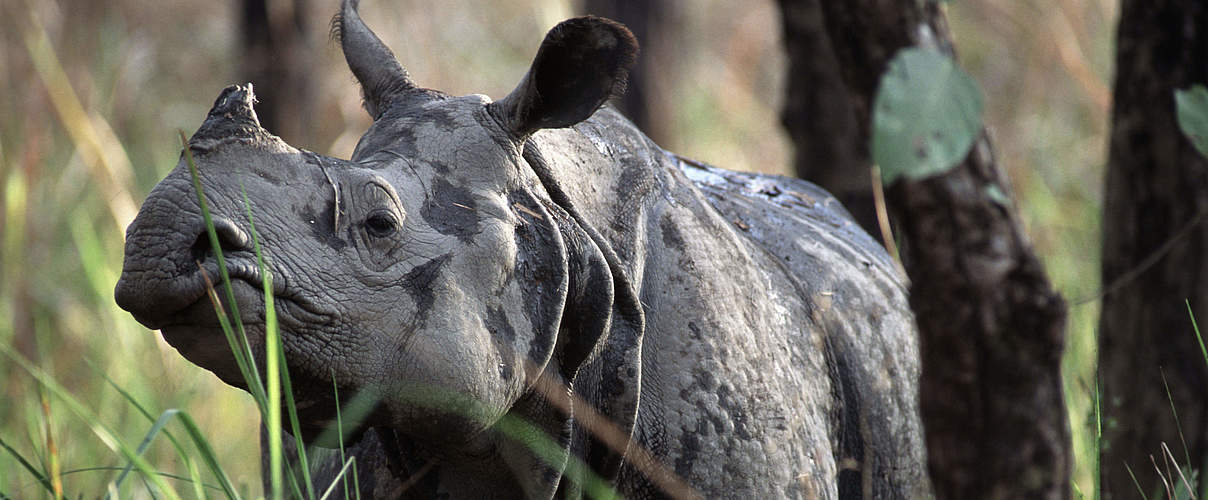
2 344 200 500
2 4 263 497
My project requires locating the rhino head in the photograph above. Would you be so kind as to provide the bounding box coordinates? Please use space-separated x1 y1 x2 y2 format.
115 0 640 483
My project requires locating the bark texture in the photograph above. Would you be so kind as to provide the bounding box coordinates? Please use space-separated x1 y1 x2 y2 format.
240 0 315 144
776 0 876 233
892 136 1070 499
778 1 1071 498
1099 1 1208 497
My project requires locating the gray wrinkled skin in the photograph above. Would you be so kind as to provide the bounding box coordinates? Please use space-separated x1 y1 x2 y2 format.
115 3 929 498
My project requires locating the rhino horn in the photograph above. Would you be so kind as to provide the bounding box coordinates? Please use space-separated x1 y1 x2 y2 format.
188 84 268 150
334 0 426 119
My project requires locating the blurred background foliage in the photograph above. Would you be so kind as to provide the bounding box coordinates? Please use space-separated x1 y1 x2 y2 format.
0 0 1113 496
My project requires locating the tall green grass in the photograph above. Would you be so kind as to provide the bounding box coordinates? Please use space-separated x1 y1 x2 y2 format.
0 137 328 498
2 5 263 496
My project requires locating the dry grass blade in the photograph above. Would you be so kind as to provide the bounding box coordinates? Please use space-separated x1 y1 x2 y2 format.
21 8 138 235
317 457 360 500
37 385 63 499
1160 442 1198 499
1047 0 1111 115
395 460 436 495
871 165 904 274
1160 369 1194 469
1150 453 1174 500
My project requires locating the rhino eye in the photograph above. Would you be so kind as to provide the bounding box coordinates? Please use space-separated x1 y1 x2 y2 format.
364 210 399 238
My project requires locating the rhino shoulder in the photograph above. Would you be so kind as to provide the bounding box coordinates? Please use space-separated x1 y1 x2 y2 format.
675 155 929 497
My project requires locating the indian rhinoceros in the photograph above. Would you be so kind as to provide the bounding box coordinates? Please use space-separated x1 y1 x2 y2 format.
114 0 929 497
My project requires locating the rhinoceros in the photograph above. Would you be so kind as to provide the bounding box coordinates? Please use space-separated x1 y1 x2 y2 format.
115 1 929 497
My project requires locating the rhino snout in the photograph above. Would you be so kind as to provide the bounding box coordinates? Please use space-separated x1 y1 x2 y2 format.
115 211 254 329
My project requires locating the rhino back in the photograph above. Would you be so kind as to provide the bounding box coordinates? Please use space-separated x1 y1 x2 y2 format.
680 158 929 498
529 108 927 498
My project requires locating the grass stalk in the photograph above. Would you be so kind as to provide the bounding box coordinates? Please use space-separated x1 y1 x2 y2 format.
331 376 359 500
251 207 283 500
1125 462 1150 500
870 164 904 273
182 132 286 500
1160 369 1194 470
1094 375 1102 500
184 133 321 498
99 373 207 500
1187 300 1208 371
0 346 187 500
181 133 268 411
110 409 182 493
62 467 223 490
0 434 56 496
21 7 137 233
317 458 358 500
169 412 242 499
1186 300 1208 496
37 382 64 499
239 185 304 500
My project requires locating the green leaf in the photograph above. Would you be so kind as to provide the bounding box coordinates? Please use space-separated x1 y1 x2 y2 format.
872 47 984 183
0 346 189 500
1176 85 1208 160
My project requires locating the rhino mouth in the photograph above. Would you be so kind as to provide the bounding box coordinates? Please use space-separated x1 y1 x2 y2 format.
122 249 333 333
141 254 334 385
176 256 332 327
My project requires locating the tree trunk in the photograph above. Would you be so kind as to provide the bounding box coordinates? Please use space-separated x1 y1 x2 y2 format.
1099 1 1208 497
240 0 315 145
778 1 1071 498
775 0 877 234
890 136 1070 500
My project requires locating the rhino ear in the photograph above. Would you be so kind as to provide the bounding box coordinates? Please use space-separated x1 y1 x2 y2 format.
489 16 638 137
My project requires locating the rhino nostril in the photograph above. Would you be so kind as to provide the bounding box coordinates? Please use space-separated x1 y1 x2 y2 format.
190 217 253 262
